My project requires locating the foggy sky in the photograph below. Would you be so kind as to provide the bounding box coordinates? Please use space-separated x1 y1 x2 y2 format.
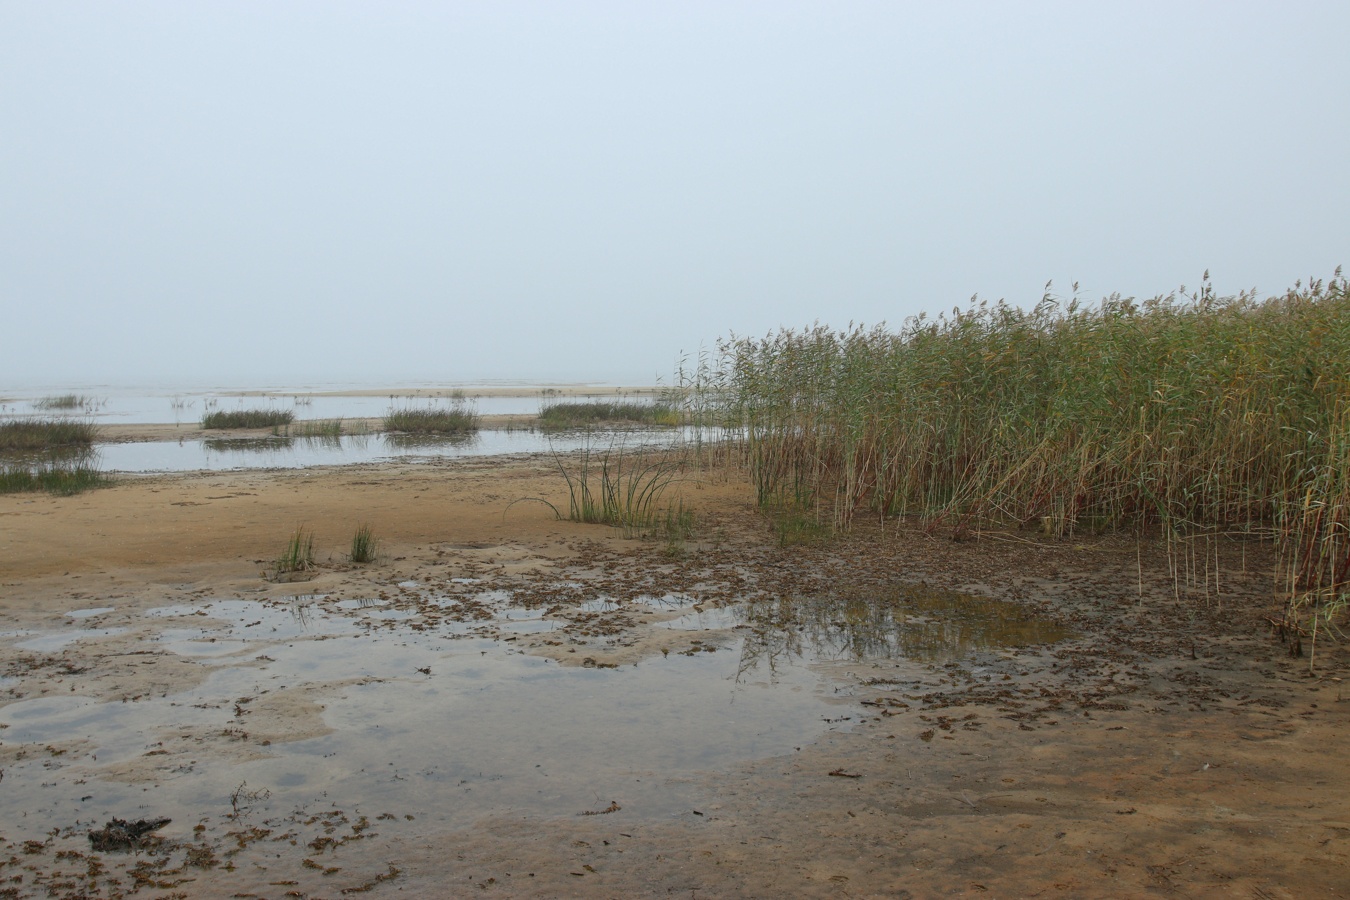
3 2 1347 389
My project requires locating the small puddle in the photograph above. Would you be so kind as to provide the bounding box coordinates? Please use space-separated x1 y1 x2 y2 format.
14 628 128 652
66 607 116 619
736 583 1071 670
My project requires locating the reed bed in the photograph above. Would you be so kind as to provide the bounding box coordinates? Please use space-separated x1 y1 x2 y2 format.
0 419 98 451
383 402 480 435
202 409 294 429
537 399 681 430
692 272 1350 605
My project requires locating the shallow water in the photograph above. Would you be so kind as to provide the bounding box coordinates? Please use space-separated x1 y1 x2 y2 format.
0 594 845 837
0 585 1068 839
89 429 690 473
0 385 646 426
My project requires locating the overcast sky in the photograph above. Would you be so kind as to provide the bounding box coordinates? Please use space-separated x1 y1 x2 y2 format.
2 2 1347 389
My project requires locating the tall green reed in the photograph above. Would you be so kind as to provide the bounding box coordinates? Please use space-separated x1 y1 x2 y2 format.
690 271 1350 607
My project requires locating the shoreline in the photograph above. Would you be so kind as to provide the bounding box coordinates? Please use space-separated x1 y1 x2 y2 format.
1 458 1345 897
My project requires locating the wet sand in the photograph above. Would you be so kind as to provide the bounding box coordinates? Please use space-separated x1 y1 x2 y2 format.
1 455 1346 898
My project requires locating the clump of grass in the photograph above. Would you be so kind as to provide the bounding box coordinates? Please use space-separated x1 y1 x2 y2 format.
0 419 98 451
383 402 480 435
350 523 379 563
692 269 1350 605
274 526 316 575
0 462 111 496
553 443 689 536
33 394 97 411
538 400 681 430
285 419 344 438
202 409 295 429
764 498 832 547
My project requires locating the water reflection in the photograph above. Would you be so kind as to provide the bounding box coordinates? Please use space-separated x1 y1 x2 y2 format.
736 583 1069 677
382 432 479 451
201 437 293 453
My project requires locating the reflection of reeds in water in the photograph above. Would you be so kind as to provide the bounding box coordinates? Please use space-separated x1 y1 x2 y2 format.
735 584 1070 678
202 437 294 454
383 432 478 451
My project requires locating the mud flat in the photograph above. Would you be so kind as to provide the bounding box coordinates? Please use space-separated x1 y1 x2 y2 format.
1 456 1346 898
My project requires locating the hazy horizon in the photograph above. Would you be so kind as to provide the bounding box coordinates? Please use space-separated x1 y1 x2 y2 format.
4 3 1347 390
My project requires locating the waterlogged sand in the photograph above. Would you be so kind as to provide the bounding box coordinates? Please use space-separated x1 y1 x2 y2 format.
1 455 1347 898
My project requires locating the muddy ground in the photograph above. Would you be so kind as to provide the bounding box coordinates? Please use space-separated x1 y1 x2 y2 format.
1 453 1346 898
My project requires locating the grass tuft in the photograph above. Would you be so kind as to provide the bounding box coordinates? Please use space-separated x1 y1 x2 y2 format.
274 526 316 575
33 394 97 411
202 409 295 429
281 419 345 439
349 523 379 563
0 419 98 451
0 462 111 496
537 400 681 430
383 402 480 435
552 443 689 537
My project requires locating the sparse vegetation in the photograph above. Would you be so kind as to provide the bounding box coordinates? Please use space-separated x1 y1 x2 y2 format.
202 409 295 429
538 399 681 430
691 271 1350 611
349 523 379 563
0 419 98 451
383 402 480 435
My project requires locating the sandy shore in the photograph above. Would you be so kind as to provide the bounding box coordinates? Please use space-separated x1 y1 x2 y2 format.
1 455 1346 898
